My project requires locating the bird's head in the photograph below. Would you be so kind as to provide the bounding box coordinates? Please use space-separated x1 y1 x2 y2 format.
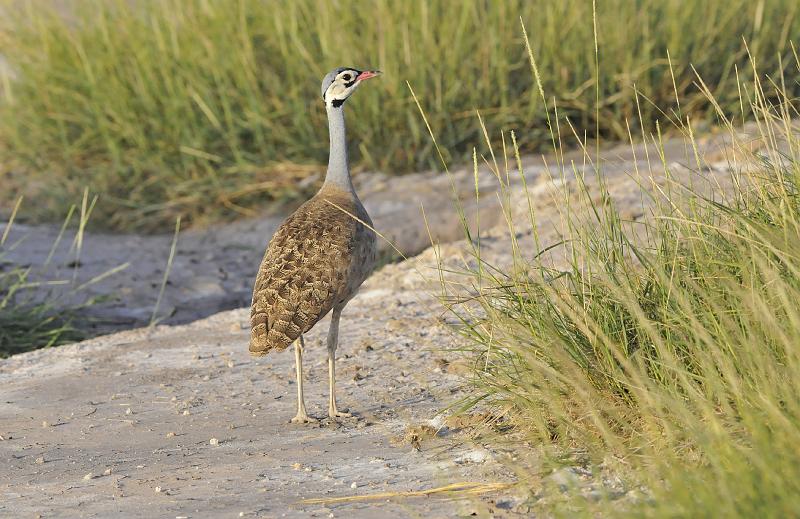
321 67 381 109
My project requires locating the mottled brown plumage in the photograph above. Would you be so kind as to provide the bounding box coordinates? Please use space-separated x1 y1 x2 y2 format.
249 186 376 355
249 66 380 423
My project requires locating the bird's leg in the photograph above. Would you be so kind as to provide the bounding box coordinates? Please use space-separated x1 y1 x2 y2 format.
291 336 316 424
327 308 352 418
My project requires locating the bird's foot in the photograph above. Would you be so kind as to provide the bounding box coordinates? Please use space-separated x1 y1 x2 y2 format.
290 412 318 424
328 408 352 419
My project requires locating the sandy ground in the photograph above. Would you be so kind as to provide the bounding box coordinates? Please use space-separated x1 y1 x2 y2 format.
0 130 751 517
0 288 521 518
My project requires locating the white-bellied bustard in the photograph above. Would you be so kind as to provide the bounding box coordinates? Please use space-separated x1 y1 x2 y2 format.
249 67 380 423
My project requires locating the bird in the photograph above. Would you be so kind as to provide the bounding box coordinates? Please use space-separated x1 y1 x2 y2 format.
249 67 380 424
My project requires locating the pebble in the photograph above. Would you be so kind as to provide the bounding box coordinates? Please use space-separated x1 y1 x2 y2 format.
350 482 358 489
35 457 44 464
83 472 94 480
209 438 219 446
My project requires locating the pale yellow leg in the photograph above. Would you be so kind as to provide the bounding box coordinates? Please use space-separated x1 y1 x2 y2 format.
290 336 316 424
327 309 351 419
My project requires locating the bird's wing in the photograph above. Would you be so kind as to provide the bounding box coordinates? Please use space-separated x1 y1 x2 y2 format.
249 195 358 355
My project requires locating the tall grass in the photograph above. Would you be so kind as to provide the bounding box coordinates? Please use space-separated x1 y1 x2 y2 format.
439 31 800 517
1 0 798 230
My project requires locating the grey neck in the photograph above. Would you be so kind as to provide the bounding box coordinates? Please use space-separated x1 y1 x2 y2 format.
323 104 354 193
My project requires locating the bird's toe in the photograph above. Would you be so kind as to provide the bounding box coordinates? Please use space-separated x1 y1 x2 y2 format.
290 413 318 424
328 409 353 419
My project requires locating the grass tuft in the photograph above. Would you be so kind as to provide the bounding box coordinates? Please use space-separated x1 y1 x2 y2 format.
0 198 118 357
438 27 800 516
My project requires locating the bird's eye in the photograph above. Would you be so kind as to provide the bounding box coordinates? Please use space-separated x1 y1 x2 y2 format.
342 74 352 81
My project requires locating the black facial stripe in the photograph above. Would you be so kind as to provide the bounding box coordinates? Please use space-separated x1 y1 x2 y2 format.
331 98 345 108
340 70 360 88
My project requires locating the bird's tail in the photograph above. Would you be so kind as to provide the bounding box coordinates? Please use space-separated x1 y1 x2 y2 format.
249 335 270 357
249 312 272 356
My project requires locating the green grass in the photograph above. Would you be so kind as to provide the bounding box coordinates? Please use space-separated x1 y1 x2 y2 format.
0 269 85 357
0 196 114 357
1 0 798 230
437 24 800 517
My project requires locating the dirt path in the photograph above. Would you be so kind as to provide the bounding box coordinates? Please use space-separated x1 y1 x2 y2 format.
0 130 749 517
0 261 526 517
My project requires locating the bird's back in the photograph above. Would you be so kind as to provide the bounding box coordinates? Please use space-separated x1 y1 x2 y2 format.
249 186 376 356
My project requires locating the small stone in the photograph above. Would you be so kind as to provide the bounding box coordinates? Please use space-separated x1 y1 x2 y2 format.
35 456 45 464
83 472 94 480
103 468 112 476
154 486 162 493
292 462 302 471
183 410 190 416
42 421 49 428
209 438 219 446
166 431 176 438
125 408 132 415
227 360 235 368
350 482 357 489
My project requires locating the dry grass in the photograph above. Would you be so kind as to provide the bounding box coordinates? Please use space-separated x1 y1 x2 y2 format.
299 481 512 505
436 20 800 517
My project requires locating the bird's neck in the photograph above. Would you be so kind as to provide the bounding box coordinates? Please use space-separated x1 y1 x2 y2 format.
323 104 354 194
